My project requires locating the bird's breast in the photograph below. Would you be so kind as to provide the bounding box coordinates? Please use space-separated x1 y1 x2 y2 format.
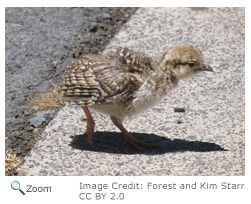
124 78 173 117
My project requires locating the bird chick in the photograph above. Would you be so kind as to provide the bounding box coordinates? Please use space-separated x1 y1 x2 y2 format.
60 44 213 151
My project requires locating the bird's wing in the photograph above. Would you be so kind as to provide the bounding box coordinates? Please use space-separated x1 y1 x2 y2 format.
109 47 155 73
61 53 144 106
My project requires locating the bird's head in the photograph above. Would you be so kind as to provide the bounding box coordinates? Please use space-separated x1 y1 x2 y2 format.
160 44 213 80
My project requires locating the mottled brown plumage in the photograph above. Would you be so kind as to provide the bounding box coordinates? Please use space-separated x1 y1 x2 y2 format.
60 44 213 150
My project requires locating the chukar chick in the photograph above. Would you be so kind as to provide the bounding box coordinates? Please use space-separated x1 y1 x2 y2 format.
60 44 213 151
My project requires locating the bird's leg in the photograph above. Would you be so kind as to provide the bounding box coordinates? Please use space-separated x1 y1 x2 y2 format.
82 106 95 145
110 116 158 151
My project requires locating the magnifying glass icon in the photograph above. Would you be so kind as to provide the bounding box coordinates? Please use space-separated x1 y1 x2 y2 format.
11 181 25 195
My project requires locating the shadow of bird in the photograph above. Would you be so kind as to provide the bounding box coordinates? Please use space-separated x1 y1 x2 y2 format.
69 131 227 155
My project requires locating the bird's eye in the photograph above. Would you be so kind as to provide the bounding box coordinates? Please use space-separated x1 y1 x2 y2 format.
188 62 195 67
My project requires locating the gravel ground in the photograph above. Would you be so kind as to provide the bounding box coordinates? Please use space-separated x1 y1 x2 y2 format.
5 7 138 175
17 7 245 176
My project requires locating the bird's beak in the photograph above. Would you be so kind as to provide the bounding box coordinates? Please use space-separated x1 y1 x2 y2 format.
200 64 214 72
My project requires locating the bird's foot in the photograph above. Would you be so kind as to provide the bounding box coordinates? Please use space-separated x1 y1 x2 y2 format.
110 116 158 151
123 138 159 151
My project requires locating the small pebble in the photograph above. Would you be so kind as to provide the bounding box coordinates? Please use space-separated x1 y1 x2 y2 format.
33 128 40 134
174 107 185 112
29 112 46 127
176 119 183 124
